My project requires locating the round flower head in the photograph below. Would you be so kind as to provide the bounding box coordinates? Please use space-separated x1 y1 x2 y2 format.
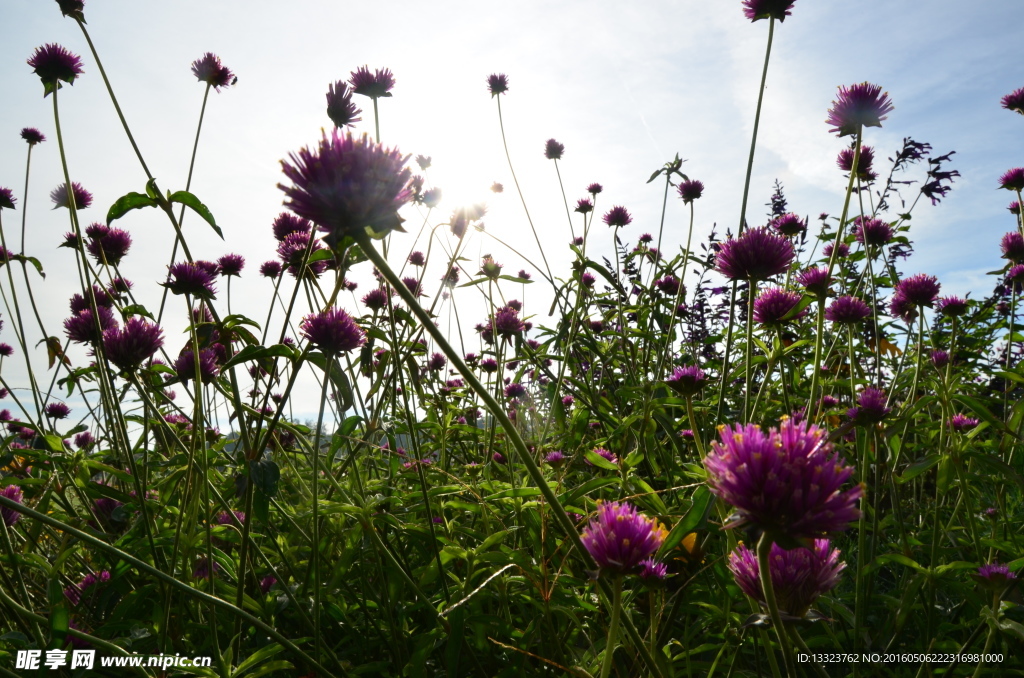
362 287 390 311
1003 87 1024 115
544 139 564 160
574 198 593 214
271 212 312 242
1001 232 1024 263
326 80 362 128
822 242 849 259
349 66 395 99
825 295 870 324
837 145 876 181
50 182 92 210
191 53 234 91
545 451 567 467
742 0 796 22
300 307 365 355
895 273 940 307
973 563 1017 591
665 365 706 396
728 539 845 617
86 226 132 266
504 382 527 401
45 402 71 419
163 262 217 299
587 183 603 195
579 501 668 574
889 293 918 323
487 73 509 96
853 217 894 247
408 251 425 266
279 129 413 240
847 387 891 425
677 179 704 204
56 0 85 20
935 296 968 318
639 558 668 581
21 128 46 145
28 43 84 95
715 227 795 281
797 267 830 297
949 414 979 432
174 347 220 384
826 82 894 137
998 168 1024 192
1011 201 1022 215
493 306 525 339
0 189 15 211
217 253 245 277
102 317 164 372
704 418 863 539
259 260 282 279
771 213 806 237
754 287 804 326
277 231 329 279
64 307 118 344
654 275 681 295
1 485 24 527
603 206 632 228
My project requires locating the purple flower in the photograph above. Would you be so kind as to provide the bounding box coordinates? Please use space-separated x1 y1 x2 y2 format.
1003 87 1024 115
74 431 95 449
28 44 84 95
487 73 509 96
301 307 365 356
973 563 1017 590
603 206 632 228
822 242 849 259
797 267 830 297
1000 232 1024 263
479 256 503 280
574 198 593 214
174 347 220 384
704 418 862 538
271 212 312 242
0 344 13 358
21 128 45 145
587 183 603 195
215 510 245 526
544 139 565 160
889 293 918 323
639 557 668 581
260 575 277 594
545 451 567 467
715 227 795 281
217 254 245 277
85 225 132 265
895 273 940 307
480 358 498 373
949 414 979 432
408 251 426 266
853 217 893 247
491 452 507 465
326 80 362 128
771 213 806 237
427 352 446 371
517 269 531 280
654 275 681 295
493 306 525 340
836 145 876 181
0 189 14 211
1011 201 1021 215
846 387 891 425
64 307 118 344
1 485 24 527
504 382 528 401
422 188 442 208
45 402 71 419
163 262 217 299
586 447 619 466
935 296 968 318
191 53 234 91
579 501 668 574
193 557 221 581
999 168 1024 192
279 129 413 240
742 0 796 22
102 317 164 372
401 276 423 297
349 66 395 99
665 365 707 397
825 296 871 324
754 287 804 326
259 260 283 279
826 83 894 137
728 539 845 617
277 231 328 279
677 179 704 204
362 287 390 311
581 272 596 288
931 350 949 369
50 182 92 210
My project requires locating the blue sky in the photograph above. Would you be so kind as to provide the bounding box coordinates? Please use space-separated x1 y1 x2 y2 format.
1 0 1022 421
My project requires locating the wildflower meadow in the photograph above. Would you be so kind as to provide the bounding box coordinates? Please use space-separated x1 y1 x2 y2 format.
2 1 1024 676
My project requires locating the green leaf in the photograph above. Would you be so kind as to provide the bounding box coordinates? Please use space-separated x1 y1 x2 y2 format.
623 451 644 468
249 459 280 498
107 191 158 225
484 487 543 500
305 351 354 411
584 449 619 471
13 255 45 279
120 304 155 320
660 486 712 555
168 190 223 238
897 453 941 483
220 343 297 371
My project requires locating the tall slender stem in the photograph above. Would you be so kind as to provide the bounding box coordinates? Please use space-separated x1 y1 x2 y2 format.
757 533 795 677
599 575 624 678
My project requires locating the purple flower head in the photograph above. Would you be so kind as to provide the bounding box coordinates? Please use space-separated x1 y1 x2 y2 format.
704 418 863 539
715 227 795 281
895 273 940 307
847 387 891 425
654 275 681 296
102 317 164 372
163 262 217 299
427 352 446 371
493 306 525 340
191 53 234 91
271 212 312 242
487 73 509 97
491 452 507 465
50 182 92 210
853 217 894 247
973 563 1017 590
260 260 283 279
949 414 979 432
479 256 503 280
215 510 245 526
999 168 1024 192
277 231 328 279
174 347 220 384
56 0 85 19
639 557 668 581
300 307 365 355
193 557 221 581
349 66 395 99
1000 232 1024 263
579 501 668 574
665 365 707 397
544 139 564 160
677 179 704 204
408 250 425 266
935 295 968 318
1 485 24 527
574 198 593 214
479 358 498 373
45 402 71 419
586 447 619 467
1003 87 1024 115
889 293 918 323
826 82 894 137
742 0 796 22
85 226 131 265
771 213 806 237
401 276 423 298
581 272 596 288
259 575 277 594
931 350 949 369
1010 201 1021 215
545 451 567 467
728 539 845 617
0 344 13 358
754 287 804 326
603 206 632 228
1008 264 1024 288
28 43 84 95
837 145 876 181
587 183 604 195
326 80 362 128
504 382 528 401
64 306 118 344
21 128 46 145
74 431 95 449
279 129 413 240
0 189 15 211
362 287 391 311
822 242 849 259
217 254 245 277
797 267 831 297
517 269 531 280
825 295 871 325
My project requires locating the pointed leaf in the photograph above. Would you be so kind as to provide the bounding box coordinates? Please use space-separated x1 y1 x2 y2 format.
168 191 223 238
107 191 158 225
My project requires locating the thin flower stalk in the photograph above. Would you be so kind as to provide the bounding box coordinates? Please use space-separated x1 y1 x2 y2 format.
757 532 796 677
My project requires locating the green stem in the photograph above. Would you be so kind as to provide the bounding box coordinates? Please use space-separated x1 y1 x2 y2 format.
757 533 795 677
599 575 624 678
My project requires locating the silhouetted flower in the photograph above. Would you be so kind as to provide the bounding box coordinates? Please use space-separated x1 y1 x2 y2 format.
50 182 92 210
505 383 527 401
64 307 118 344
729 539 845 617
822 242 849 259
271 213 311 241
825 296 870 324
1003 87 1024 115
847 387 890 425
999 168 1024 192
665 365 706 396
895 273 940 307
218 253 244 277
826 82 894 137
935 296 968 317
493 306 525 339
544 139 564 160
28 43 83 95
103 317 164 372
45 402 71 419
853 217 893 247
580 501 667 574
678 179 704 204
326 80 362 127
163 262 217 299
575 198 593 214
973 563 1017 591
260 576 277 594
85 225 132 265
259 260 283 279
350 66 394 99
742 0 796 22
654 275 681 295
300 307 365 355
362 287 390 311
191 53 234 91
408 251 425 266
836 145 876 181
0 189 14 211
277 231 328 279
603 206 632 228
771 213 805 237
889 293 918 323
56 0 85 21
797 267 830 297
754 287 804 326
174 347 220 384
715 227 794 281
931 350 949 369
20 128 45 145
487 73 509 96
